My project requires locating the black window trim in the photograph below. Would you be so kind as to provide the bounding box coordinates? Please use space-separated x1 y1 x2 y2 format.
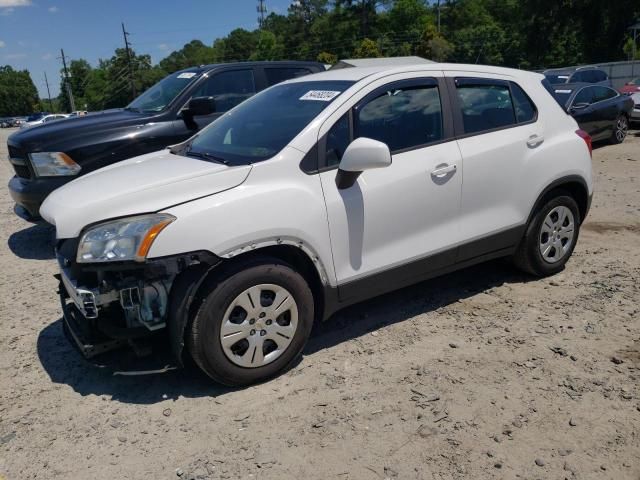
448 77 539 140
568 85 619 110
303 76 454 174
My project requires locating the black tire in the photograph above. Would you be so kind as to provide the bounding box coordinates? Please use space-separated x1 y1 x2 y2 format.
610 114 628 144
513 192 581 277
187 256 314 386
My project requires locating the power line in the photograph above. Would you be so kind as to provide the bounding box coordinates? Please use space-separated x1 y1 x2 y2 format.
58 48 76 112
122 22 137 98
257 0 267 28
43 71 53 112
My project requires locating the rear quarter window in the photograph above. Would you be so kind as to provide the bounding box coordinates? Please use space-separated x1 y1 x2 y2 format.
510 82 537 123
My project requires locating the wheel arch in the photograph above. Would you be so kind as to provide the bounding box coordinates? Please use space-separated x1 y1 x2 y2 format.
528 175 591 226
167 243 329 366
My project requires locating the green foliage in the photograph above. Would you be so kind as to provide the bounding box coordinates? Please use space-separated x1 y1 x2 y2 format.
58 48 168 112
353 38 382 58
317 51 338 64
12 0 640 115
623 37 640 60
0 66 39 116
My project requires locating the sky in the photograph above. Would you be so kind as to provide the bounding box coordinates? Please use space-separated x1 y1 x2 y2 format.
0 0 294 98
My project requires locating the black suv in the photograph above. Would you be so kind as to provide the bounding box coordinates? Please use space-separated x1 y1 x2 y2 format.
543 66 610 86
7 61 324 219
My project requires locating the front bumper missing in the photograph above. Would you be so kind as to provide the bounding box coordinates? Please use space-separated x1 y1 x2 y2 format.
54 244 221 366
61 300 127 358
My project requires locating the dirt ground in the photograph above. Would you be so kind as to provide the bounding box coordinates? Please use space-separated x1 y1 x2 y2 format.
0 126 638 480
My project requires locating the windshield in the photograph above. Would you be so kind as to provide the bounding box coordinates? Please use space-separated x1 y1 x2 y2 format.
184 80 354 165
126 70 200 113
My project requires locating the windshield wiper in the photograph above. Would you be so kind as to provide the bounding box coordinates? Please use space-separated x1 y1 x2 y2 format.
123 106 141 113
185 149 229 165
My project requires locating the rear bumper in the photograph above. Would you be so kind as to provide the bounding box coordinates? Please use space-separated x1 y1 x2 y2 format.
8 175 70 219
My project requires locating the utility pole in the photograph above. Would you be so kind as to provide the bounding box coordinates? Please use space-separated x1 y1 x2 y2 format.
43 71 53 112
122 22 136 99
257 0 266 28
59 48 76 112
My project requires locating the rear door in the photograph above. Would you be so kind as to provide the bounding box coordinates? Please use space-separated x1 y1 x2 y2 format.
591 86 620 137
448 74 542 261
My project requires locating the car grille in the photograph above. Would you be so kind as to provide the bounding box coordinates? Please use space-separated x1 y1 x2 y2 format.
8 145 32 179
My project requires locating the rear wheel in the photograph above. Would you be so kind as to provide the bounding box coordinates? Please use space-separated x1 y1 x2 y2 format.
187 257 314 386
513 193 581 277
610 115 628 144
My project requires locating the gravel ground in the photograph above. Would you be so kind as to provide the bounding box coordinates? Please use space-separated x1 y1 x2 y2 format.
0 126 639 480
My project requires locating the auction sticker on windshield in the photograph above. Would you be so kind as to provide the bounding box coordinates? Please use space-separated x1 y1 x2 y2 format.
300 90 342 101
177 72 197 79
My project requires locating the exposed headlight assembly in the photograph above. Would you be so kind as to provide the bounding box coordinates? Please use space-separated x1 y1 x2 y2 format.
29 152 81 177
77 214 175 263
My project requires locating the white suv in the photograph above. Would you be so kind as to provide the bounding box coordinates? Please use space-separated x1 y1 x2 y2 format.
41 64 593 386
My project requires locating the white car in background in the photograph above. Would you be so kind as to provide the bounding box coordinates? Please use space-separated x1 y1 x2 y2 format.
20 113 69 129
631 92 640 123
41 63 593 386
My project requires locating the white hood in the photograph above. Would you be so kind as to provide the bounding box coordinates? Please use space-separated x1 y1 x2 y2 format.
40 149 252 238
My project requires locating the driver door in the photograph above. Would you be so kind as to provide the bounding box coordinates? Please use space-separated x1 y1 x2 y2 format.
318 76 463 302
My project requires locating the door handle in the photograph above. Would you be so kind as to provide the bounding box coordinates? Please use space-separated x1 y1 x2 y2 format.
431 164 457 177
526 134 544 148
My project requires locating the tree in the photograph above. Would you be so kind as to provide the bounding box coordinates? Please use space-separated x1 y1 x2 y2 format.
317 51 338 64
0 66 39 116
159 40 216 73
353 38 381 58
623 36 639 60
250 30 284 60
58 59 92 112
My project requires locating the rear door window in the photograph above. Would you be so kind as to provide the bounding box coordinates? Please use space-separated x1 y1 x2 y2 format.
192 69 256 113
265 68 313 86
455 80 516 134
592 86 617 102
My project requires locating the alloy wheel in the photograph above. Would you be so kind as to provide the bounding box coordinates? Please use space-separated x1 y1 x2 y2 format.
539 206 575 263
219 284 298 368
616 117 628 143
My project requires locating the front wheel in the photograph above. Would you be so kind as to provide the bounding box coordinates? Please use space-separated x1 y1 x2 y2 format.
610 115 628 144
513 193 581 277
187 257 314 386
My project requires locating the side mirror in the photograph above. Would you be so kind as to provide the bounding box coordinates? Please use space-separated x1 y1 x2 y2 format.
185 96 216 117
335 137 392 189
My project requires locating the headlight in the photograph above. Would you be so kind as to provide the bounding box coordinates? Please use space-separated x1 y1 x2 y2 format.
77 214 175 263
29 152 81 177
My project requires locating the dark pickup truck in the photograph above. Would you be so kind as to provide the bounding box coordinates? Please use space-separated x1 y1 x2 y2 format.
7 61 324 219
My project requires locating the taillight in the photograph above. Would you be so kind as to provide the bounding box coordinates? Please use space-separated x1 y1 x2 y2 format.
575 129 592 158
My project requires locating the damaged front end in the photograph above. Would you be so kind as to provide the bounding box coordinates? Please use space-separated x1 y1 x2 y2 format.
55 237 219 364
